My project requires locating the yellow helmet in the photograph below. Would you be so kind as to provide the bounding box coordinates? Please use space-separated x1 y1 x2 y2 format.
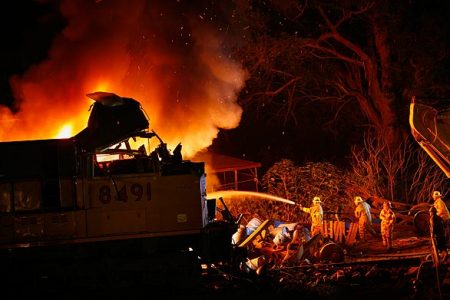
354 196 363 204
313 196 321 204
432 191 441 199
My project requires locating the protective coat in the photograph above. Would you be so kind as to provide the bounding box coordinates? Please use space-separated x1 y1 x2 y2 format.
433 198 450 221
379 207 395 249
354 201 373 241
301 204 323 236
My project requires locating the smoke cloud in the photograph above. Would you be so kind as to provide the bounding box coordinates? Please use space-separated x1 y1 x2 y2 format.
1 0 247 157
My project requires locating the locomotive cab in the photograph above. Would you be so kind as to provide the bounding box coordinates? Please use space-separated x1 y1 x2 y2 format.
0 92 235 268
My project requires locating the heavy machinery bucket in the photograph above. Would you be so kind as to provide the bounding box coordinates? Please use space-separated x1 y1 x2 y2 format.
409 97 450 178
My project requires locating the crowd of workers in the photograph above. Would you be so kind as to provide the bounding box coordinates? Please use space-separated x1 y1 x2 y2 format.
299 191 450 255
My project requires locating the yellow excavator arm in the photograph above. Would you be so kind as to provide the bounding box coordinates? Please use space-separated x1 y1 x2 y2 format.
409 96 450 178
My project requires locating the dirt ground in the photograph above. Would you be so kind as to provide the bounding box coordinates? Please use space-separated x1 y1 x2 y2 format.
5 224 449 300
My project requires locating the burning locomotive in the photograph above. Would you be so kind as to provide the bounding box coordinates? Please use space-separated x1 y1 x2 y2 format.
0 92 236 287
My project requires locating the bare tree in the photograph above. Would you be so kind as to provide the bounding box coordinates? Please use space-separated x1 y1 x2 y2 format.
406 145 447 204
350 131 447 202
233 1 450 148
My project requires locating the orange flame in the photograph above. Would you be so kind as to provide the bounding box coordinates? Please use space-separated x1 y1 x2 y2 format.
0 1 247 158
55 123 73 139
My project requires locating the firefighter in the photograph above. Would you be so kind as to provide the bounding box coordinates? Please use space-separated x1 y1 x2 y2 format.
429 206 447 260
299 196 324 236
354 196 377 242
379 200 396 251
432 191 450 241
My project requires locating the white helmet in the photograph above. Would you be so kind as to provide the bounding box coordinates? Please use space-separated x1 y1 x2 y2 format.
354 196 363 204
432 191 441 199
313 196 321 204
383 201 392 208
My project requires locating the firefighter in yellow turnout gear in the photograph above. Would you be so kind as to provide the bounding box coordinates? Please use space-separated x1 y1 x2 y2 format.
354 196 377 242
379 201 396 251
299 197 324 236
432 191 450 242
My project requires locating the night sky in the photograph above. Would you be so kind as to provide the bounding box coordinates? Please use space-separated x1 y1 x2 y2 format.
1 0 450 173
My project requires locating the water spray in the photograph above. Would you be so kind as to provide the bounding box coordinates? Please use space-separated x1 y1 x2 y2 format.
207 190 295 205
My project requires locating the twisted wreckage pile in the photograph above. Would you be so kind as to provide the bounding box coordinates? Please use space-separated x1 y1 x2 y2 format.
217 196 450 299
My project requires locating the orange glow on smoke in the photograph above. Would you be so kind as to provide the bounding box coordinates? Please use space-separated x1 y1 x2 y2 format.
55 123 73 139
0 1 247 158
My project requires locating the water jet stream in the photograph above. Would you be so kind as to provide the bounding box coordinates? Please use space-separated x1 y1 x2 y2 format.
207 190 295 205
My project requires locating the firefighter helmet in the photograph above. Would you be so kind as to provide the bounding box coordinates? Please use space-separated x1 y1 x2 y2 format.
432 191 441 199
354 196 363 204
383 200 392 209
313 196 321 204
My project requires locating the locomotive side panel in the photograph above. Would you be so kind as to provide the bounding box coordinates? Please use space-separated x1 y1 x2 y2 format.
85 173 204 237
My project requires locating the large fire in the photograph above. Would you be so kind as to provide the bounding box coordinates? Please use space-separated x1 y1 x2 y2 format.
0 0 247 158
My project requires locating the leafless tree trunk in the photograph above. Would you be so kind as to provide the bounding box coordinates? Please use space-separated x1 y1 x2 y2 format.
303 5 400 147
237 2 406 148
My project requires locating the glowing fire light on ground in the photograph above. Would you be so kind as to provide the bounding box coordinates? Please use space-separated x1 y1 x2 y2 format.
207 190 296 205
